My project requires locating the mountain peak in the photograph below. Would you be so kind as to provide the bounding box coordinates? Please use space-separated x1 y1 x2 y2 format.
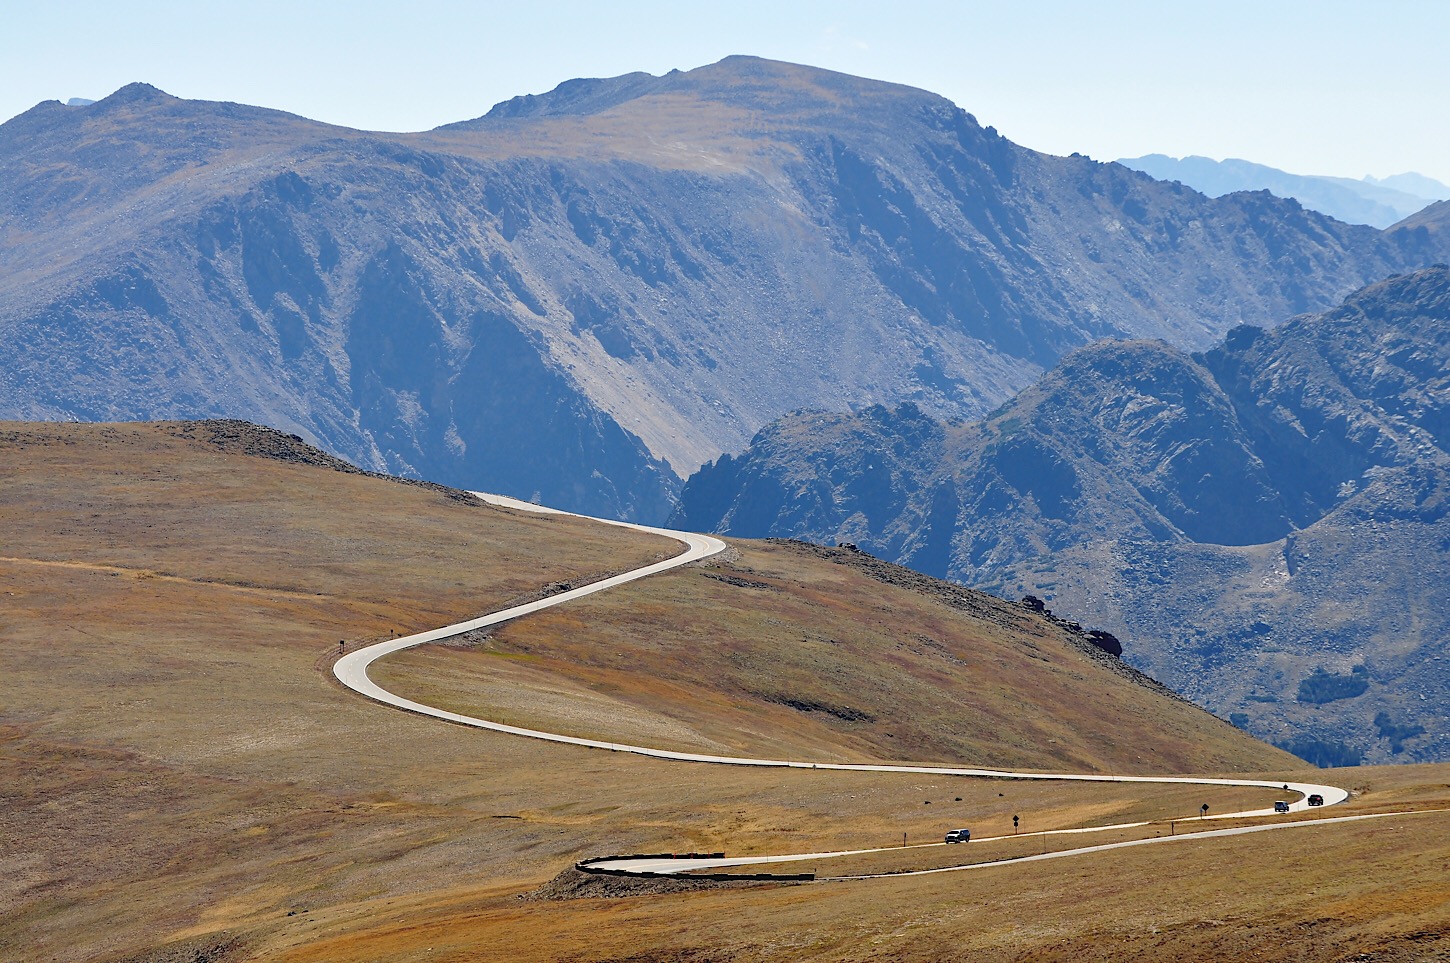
478 71 669 121
0 83 173 141
100 82 175 107
450 55 950 131
1365 172 1450 201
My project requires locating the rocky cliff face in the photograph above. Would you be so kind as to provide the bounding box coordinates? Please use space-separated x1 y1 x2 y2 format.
2 58 1445 519
673 268 1450 763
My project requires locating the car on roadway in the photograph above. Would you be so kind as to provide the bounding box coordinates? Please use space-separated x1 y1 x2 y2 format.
944 828 971 843
1307 793 1325 807
1274 800 1291 813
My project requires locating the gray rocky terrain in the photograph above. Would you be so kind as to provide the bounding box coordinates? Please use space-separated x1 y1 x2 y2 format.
3 57 1445 519
673 268 1450 764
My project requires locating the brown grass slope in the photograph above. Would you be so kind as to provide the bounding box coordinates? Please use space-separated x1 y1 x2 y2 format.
2 421 1446 963
378 539 1294 775
271 790 1450 963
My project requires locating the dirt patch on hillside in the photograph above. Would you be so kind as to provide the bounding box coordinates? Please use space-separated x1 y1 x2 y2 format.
103 934 247 963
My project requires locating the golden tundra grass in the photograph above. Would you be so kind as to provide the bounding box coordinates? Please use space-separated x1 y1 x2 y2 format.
376 538 1304 774
2 422 1446 962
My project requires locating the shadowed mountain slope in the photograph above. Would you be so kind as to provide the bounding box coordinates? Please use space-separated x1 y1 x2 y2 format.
2 58 1446 519
673 267 1450 763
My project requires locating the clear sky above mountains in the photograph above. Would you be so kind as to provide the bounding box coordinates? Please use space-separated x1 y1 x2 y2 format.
4 0 1448 185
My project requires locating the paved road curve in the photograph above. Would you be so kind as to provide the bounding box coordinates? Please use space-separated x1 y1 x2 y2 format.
334 492 727 737
334 493 1351 877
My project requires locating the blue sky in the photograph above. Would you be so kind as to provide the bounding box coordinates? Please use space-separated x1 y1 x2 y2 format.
4 0 1448 184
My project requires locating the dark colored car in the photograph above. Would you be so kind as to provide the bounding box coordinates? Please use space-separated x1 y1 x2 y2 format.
1274 800 1291 813
1307 794 1325 807
944 828 971 843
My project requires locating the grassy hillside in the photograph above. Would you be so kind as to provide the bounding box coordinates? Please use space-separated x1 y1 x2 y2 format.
264 772 1450 963
378 539 1296 774
2 421 1446 962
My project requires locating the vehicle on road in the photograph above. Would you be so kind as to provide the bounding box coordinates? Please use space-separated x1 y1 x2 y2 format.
944 828 971 843
1308 793 1325 806
1274 801 1291 813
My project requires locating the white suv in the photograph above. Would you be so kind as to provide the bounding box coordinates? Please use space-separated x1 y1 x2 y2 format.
944 828 971 843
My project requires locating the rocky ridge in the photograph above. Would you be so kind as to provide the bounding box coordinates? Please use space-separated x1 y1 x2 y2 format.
3 58 1446 520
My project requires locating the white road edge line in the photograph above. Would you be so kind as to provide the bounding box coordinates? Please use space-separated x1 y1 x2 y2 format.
816 810 1440 881
333 491 1352 877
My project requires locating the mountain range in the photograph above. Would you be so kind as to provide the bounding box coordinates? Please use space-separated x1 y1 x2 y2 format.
1367 171 1450 200
3 57 1447 520
672 267 1450 765
1119 154 1450 229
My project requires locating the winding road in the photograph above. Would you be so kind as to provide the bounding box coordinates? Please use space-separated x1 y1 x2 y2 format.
334 492 1354 879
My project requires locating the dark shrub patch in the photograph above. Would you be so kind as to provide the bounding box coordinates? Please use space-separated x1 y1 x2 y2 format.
1275 735 1363 768
1373 711 1426 754
1296 665 1369 705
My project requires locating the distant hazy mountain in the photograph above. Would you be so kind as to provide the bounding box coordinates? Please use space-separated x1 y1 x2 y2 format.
1367 172 1450 201
1119 154 1439 228
1 58 1444 520
673 267 1450 764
